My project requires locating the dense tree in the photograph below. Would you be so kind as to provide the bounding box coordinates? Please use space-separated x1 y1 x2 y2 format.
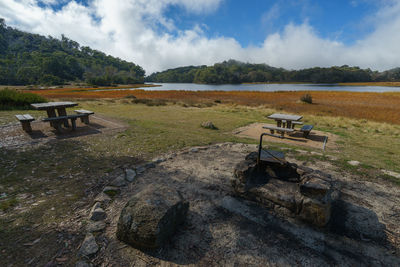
146 60 399 84
0 20 145 86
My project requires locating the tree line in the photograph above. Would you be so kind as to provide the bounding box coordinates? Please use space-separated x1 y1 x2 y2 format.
146 59 400 84
0 19 145 86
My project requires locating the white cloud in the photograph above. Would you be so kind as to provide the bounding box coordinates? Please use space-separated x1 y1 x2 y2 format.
1 0 400 73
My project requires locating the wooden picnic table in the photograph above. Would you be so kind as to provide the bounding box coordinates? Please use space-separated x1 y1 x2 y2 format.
267 113 303 129
31 101 78 128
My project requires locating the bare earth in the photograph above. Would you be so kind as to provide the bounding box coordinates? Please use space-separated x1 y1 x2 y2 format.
234 123 338 150
0 115 127 149
87 143 400 266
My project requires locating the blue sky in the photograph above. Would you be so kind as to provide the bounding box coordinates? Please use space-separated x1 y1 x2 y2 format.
166 0 376 46
1 0 400 73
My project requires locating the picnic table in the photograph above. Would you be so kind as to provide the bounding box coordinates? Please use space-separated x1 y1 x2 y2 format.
31 101 78 128
267 113 303 129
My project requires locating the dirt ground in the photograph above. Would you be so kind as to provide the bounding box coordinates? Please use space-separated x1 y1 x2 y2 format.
0 115 127 149
233 123 338 150
88 143 400 266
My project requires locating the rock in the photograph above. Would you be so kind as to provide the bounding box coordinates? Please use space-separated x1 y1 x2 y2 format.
299 197 331 227
103 186 120 197
136 166 146 174
89 203 106 221
300 177 331 199
110 175 127 187
381 169 400 179
125 169 136 182
348 160 360 166
86 221 106 232
189 148 199 153
201 121 218 130
75 261 92 267
94 192 111 205
116 185 189 250
152 157 165 164
310 151 323 156
145 162 156 169
295 149 308 154
78 234 98 257
248 179 303 213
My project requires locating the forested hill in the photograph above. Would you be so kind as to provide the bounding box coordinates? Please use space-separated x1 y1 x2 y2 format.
0 19 145 86
146 59 400 84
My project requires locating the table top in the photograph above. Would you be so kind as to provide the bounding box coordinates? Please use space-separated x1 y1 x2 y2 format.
267 113 303 121
31 101 78 110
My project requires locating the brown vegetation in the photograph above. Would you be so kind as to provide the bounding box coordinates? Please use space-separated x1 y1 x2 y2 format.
25 88 400 125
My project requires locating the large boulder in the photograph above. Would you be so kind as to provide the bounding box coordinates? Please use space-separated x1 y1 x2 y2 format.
116 185 189 250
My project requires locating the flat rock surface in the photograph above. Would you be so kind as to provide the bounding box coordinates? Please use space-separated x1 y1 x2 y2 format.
96 143 400 266
234 123 337 150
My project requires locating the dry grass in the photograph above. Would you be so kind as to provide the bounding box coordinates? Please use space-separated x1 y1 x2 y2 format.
25 88 400 125
338 82 400 87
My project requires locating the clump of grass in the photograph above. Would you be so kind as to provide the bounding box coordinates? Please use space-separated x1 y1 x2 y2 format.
300 93 313 104
0 197 18 211
131 98 167 106
0 89 47 110
124 95 137 99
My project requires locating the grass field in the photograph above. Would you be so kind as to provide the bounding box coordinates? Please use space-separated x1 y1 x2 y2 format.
24 87 400 124
1 94 400 265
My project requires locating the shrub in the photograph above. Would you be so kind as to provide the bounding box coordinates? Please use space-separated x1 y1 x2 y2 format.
300 93 313 104
0 89 47 110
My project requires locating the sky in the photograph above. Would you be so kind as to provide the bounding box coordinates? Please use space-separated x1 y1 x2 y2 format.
1 0 400 74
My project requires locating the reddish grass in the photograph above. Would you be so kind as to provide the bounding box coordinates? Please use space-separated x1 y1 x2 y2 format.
25 88 400 125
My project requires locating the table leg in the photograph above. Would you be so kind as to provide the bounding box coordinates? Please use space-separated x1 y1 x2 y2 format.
57 108 70 127
46 109 57 127
277 120 281 127
287 121 292 129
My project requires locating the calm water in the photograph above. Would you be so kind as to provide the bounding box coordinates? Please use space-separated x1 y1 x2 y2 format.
141 83 400 92
93 83 400 92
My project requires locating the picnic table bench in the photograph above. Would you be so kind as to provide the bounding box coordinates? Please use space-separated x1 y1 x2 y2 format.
74 109 94 124
15 114 35 132
263 125 294 138
42 114 88 132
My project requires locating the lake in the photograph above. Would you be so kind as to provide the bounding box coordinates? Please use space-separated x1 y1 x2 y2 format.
133 83 400 92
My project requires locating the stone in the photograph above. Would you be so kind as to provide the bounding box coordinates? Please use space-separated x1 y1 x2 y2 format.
94 192 111 205
136 166 146 174
201 121 218 130
152 157 165 164
116 185 189 250
348 160 360 166
381 169 400 179
103 186 120 197
189 148 199 153
299 197 331 227
248 179 303 213
145 162 156 169
75 261 92 267
78 234 98 257
300 177 331 199
310 151 323 156
86 221 106 232
125 169 136 182
89 203 106 221
110 175 127 187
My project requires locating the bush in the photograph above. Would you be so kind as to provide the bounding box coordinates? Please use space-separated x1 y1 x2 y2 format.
300 94 313 104
0 89 47 110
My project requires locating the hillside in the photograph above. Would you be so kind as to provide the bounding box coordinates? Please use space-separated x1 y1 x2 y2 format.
0 19 145 86
146 59 400 84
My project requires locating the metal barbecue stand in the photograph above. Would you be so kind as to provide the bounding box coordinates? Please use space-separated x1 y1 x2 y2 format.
257 133 287 166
